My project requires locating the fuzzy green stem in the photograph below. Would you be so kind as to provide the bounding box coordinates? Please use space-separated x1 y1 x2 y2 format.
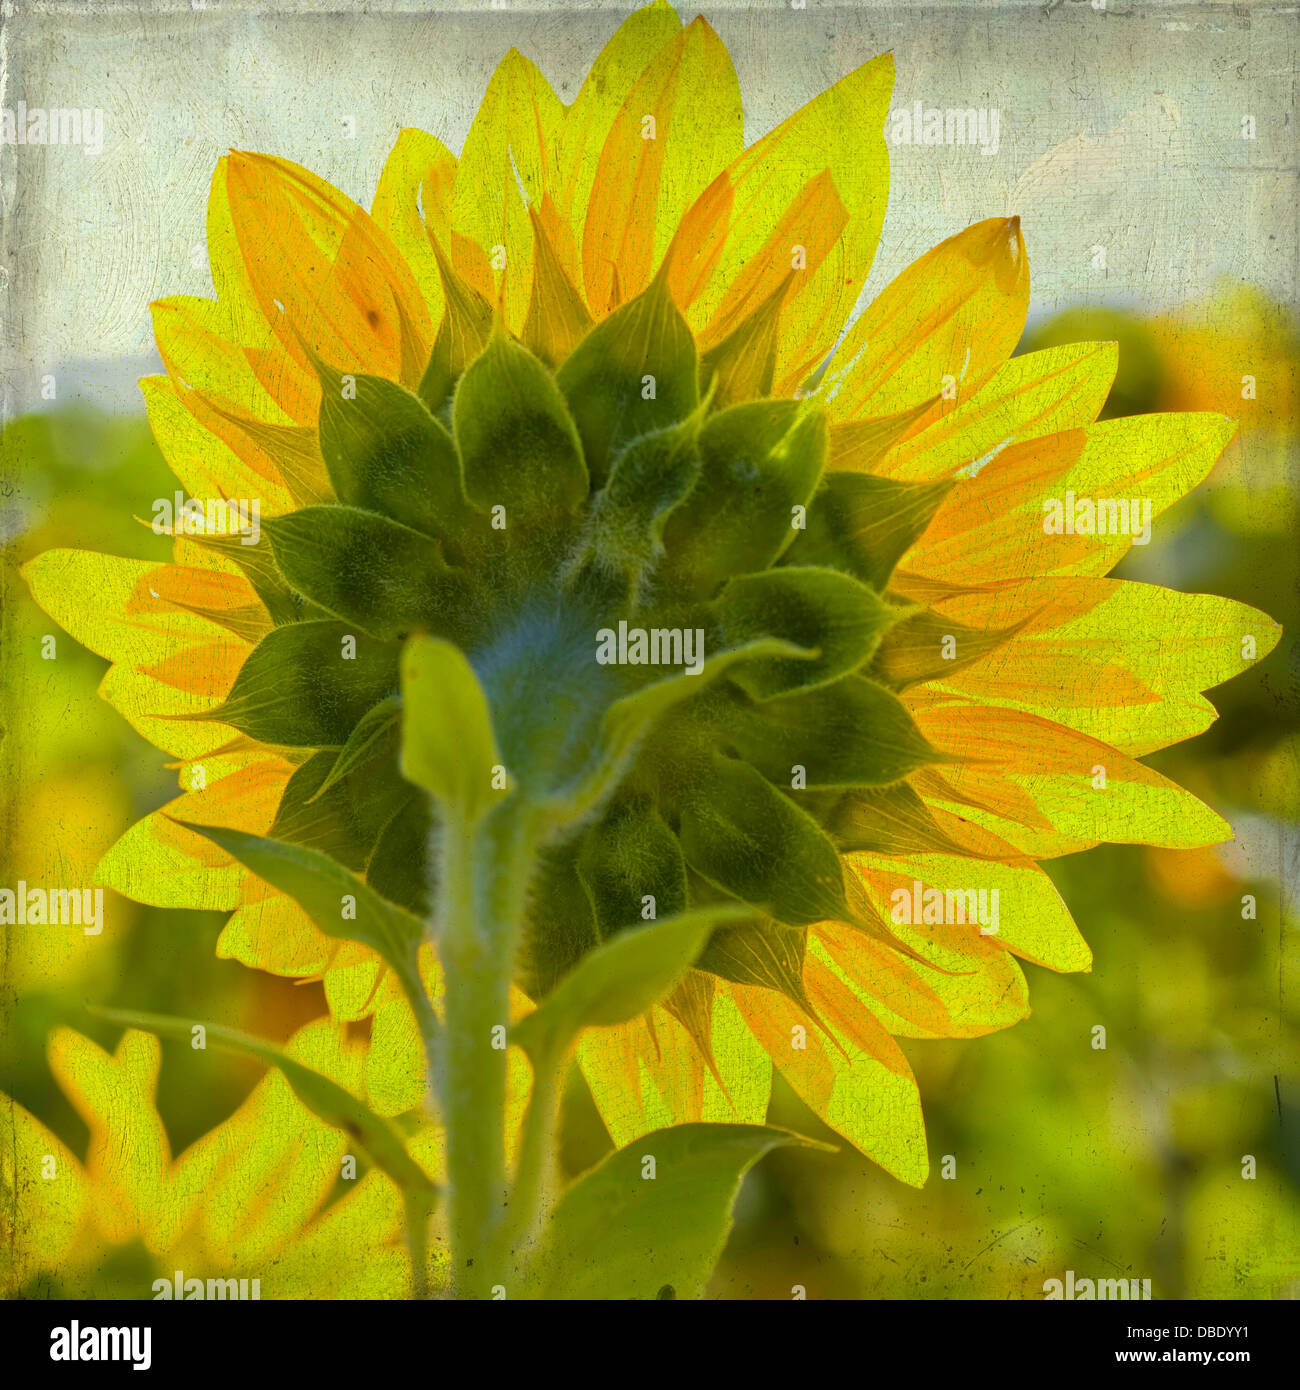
403 1189 433 1301
503 1042 567 1279
435 800 539 1299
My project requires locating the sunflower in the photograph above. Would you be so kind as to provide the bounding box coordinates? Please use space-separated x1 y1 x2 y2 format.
23 0 1279 1229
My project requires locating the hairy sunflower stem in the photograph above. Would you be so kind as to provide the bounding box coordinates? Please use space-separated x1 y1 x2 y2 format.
502 1040 567 1281
435 798 541 1299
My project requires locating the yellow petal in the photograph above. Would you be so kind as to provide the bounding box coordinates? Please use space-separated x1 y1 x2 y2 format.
225 151 430 385
365 995 429 1117
691 52 894 391
578 988 769 1147
555 0 683 236
451 48 565 330
811 923 1030 1040
371 128 458 327
915 704 1233 851
581 16 743 317
216 890 338 977
872 340 1118 482
859 854 1092 973
141 377 294 515
47 1029 170 1246
915 578 1282 755
823 216 1029 421
907 412 1236 583
731 979 929 1185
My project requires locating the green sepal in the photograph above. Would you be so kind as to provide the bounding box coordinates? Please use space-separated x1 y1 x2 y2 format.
711 566 897 700
677 753 850 927
365 790 433 918
826 781 974 857
512 903 750 1062
697 274 791 408
201 620 398 747
786 472 952 590
453 333 588 514
522 207 593 369
417 236 494 415
271 745 410 872
872 608 1024 689
576 798 687 938
192 530 325 628
202 406 335 509
306 695 401 803
317 371 471 542
727 675 938 789
556 273 698 488
567 412 702 600
696 914 810 1009
661 400 827 597
517 841 601 1001
825 397 938 472
264 505 472 643
551 635 811 821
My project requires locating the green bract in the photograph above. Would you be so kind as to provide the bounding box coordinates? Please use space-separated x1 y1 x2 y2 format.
202 269 949 1025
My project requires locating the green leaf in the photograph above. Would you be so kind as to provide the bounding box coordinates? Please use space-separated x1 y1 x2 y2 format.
264 506 471 643
172 822 434 1051
556 273 698 487
88 1007 434 1203
512 903 750 1061
400 634 501 825
318 371 470 540
678 753 850 926
728 675 938 788
786 472 952 590
534 1124 821 1299
661 400 827 596
202 620 398 746
712 566 897 700
453 333 588 513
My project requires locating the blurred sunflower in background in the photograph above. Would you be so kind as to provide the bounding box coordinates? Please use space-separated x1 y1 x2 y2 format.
3 0 1289 1298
